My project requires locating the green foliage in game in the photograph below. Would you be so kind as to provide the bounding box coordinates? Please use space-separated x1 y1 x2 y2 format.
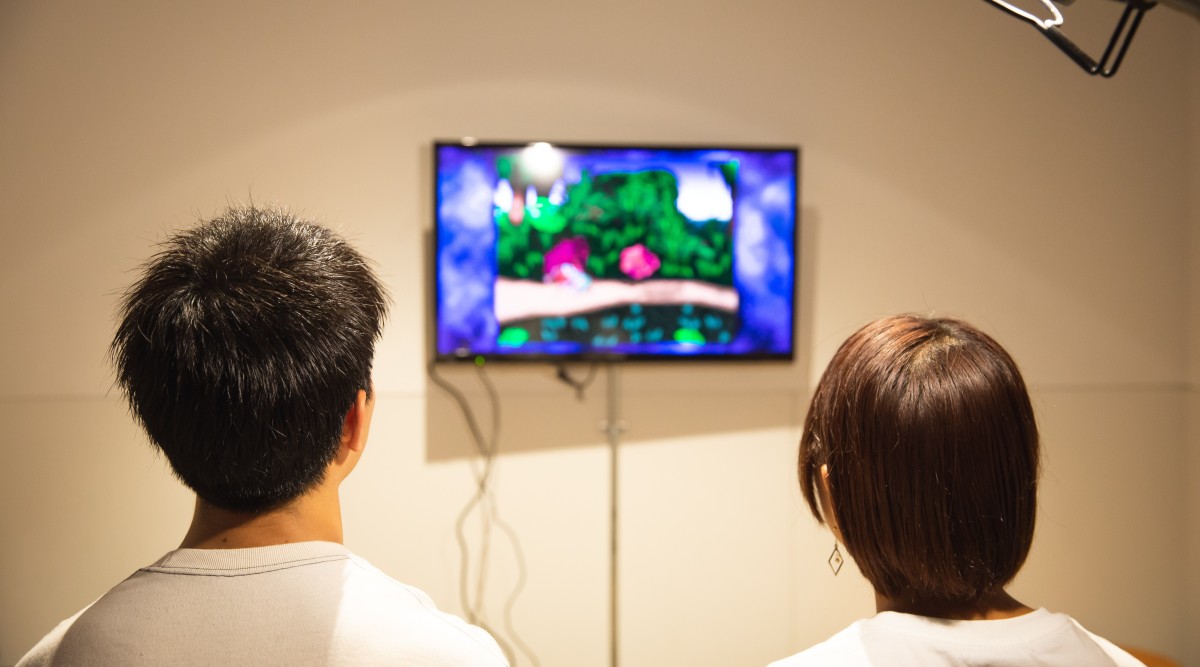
496 167 734 286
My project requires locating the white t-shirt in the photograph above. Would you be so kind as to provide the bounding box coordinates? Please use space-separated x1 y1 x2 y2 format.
17 542 508 667
769 608 1145 667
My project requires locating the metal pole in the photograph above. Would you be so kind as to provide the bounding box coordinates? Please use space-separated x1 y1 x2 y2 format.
604 363 622 667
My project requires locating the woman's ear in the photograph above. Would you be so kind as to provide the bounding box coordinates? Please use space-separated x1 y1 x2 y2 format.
819 463 843 542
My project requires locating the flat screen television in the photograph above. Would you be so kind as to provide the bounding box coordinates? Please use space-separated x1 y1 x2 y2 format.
433 140 799 361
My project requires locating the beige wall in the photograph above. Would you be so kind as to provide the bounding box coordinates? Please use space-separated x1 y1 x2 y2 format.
0 2 1196 666
1187 22 1200 667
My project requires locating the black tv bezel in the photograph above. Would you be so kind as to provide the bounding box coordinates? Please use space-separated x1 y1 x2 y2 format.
431 139 800 364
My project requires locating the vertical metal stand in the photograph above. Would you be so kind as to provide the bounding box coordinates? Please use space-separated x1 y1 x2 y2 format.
600 364 624 667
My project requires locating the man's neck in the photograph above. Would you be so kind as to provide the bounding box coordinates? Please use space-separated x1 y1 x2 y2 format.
179 489 343 549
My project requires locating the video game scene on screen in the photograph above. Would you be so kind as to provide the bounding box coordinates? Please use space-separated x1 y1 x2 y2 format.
435 143 797 360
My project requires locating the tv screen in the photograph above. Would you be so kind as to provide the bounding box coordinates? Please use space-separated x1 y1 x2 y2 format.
433 141 798 361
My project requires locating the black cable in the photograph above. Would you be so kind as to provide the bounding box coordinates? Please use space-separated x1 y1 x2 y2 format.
427 359 541 667
472 364 498 633
476 362 500 456
473 363 541 667
494 511 540 667
429 360 503 651
428 360 492 459
554 362 599 401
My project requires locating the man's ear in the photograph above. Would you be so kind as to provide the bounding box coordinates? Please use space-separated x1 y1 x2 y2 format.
339 388 374 456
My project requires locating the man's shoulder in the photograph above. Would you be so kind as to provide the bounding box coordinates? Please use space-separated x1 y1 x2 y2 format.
17 545 508 666
15 606 91 667
333 551 509 663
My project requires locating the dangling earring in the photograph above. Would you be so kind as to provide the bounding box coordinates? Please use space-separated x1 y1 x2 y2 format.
828 542 844 575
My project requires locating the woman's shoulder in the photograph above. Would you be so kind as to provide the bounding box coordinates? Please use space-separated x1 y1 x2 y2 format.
766 621 873 667
1064 615 1149 667
767 610 1148 667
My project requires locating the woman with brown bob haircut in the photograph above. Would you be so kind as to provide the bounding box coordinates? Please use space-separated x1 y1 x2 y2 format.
769 315 1143 666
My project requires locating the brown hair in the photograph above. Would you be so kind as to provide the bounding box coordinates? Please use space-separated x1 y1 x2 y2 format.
799 315 1039 604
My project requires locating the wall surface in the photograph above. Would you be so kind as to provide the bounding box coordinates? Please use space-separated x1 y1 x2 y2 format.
1187 23 1200 667
1 2 1196 666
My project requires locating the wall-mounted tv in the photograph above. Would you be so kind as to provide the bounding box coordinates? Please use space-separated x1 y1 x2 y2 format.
433 140 799 362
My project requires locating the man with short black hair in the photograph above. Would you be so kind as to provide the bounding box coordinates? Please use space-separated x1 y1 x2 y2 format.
18 205 508 666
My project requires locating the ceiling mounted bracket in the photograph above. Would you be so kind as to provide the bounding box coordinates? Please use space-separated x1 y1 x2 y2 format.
984 0 1158 77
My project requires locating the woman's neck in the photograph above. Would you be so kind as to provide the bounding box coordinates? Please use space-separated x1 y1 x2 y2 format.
874 589 1035 621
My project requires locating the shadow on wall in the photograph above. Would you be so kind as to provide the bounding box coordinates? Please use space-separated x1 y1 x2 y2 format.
423 207 820 462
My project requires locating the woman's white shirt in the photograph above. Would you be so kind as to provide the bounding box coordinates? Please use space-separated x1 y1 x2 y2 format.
768 608 1144 667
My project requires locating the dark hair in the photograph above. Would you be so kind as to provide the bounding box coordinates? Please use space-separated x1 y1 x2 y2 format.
798 315 1039 604
111 205 388 513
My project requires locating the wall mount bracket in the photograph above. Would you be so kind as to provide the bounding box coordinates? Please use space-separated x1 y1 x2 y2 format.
983 0 1158 77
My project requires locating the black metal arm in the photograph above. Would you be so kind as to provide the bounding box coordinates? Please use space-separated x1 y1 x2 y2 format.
984 0 1158 77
